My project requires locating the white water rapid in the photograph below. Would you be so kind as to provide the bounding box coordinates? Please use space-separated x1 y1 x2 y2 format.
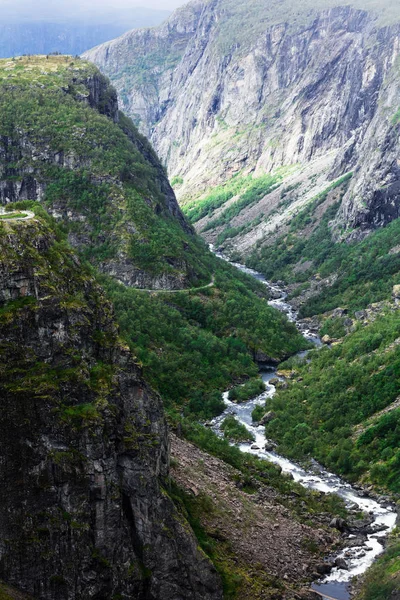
211 253 398 600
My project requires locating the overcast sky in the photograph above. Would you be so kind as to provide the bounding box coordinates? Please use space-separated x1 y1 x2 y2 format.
0 0 188 22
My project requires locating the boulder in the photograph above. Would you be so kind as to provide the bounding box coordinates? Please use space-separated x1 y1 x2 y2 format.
264 441 277 451
316 562 334 575
259 411 277 425
334 557 349 570
392 284 400 299
355 310 366 321
321 335 332 344
329 517 348 532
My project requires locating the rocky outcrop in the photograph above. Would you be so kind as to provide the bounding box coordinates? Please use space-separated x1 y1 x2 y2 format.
0 217 222 600
84 0 400 244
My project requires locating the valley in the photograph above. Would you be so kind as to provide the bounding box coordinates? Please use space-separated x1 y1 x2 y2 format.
0 0 399 598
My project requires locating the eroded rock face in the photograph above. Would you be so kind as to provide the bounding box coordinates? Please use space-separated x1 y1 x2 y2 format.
84 1 400 240
0 219 222 600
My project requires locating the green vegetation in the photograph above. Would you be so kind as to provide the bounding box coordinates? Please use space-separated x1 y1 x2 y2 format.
0 58 308 425
0 56 212 285
0 212 28 220
263 310 400 492
357 529 400 600
319 316 346 339
221 415 255 442
183 175 253 223
201 174 281 232
102 253 308 420
171 175 184 186
228 378 266 403
247 173 400 316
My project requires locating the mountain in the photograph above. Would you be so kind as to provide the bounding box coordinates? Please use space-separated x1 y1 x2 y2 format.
0 5 170 57
0 54 202 291
84 0 400 248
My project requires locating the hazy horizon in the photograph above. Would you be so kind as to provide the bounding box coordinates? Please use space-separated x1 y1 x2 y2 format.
0 0 188 24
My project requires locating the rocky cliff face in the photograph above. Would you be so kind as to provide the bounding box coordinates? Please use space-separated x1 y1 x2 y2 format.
84 0 400 247
0 215 222 600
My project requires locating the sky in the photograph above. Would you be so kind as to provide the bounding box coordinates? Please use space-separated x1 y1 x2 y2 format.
0 0 188 22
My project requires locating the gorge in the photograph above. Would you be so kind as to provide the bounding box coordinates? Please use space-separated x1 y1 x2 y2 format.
0 0 399 597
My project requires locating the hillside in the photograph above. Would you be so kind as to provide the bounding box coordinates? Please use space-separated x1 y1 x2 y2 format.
0 54 309 421
0 55 205 291
0 210 221 599
84 0 400 248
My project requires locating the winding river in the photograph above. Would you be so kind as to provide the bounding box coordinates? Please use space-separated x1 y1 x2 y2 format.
211 255 397 600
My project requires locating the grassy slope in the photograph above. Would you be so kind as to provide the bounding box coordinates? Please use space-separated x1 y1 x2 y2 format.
247 176 400 316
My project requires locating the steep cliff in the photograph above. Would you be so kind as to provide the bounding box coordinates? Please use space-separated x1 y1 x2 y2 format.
0 213 222 600
84 0 400 245
0 55 211 291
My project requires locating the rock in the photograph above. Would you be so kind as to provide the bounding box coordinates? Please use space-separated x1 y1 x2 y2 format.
0 222 223 600
329 517 348 532
334 557 349 570
355 310 367 321
322 335 332 344
259 411 277 425
316 562 334 575
345 535 367 548
392 285 400 299
264 441 277 451
251 444 260 450
85 2 400 248
269 289 283 300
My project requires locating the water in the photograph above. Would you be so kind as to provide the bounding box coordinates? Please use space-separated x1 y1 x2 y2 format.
211 251 397 599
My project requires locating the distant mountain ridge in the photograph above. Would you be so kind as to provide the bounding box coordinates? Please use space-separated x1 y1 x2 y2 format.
84 0 400 248
0 7 170 57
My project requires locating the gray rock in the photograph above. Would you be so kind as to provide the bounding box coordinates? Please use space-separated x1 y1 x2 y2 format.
0 224 223 600
334 557 349 570
329 517 348 532
259 411 277 425
84 3 400 246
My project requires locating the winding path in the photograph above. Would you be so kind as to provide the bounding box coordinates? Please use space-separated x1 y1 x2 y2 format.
134 275 215 294
0 210 35 221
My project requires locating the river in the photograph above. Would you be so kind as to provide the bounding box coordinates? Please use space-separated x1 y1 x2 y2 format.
210 255 397 600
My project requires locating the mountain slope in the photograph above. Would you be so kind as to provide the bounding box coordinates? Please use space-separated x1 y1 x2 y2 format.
0 55 205 291
0 55 309 420
0 211 222 600
84 0 400 245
